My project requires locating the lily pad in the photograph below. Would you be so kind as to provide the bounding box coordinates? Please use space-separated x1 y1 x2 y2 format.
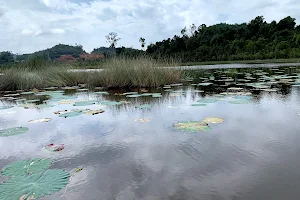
45 144 65 152
37 104 54 109
197 99 218 103
14 99 26 102
173 121 212 132
152 94 162 98
0 169 69 200
136 104 152 109
228 100 252 104
85 109 105 115
140 93 153 96
101 101 122 106
0 106 13 110
28 118 51 123
24 99 40 103
170 83 183 87
20 92 34 95
191 103 206 106
59 100 74 104
234 96 252 100
59 111 82 118
198 83 213 86
77 88 89 92
123 92 138 95
228 87 243 91
202 117 224 124
1 158 52 177
94 91 109 95
126 94 142 98
73 101 96 106
44 87 58 90
0 127 28 137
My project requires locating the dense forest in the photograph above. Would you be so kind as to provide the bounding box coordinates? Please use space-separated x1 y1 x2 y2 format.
1 16 300 65
146 16 300 62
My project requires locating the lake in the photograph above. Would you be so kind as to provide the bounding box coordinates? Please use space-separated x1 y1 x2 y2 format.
1 66 300 200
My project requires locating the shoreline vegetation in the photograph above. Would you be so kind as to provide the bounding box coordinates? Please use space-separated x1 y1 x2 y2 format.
1 56 300 91
0 57 182 91
184 58 300 66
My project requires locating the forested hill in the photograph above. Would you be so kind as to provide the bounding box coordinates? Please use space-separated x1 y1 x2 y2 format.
146 16 300 62
17 44 86 61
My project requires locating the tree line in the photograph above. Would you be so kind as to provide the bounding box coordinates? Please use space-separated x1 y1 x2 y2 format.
146 16 300 62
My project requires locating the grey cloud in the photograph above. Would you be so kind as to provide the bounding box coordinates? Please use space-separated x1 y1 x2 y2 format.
0 0 299 54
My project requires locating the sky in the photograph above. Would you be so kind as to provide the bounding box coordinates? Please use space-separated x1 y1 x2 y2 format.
0 0 300 54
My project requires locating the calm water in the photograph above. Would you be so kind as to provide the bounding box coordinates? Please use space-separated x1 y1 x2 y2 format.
1 67 300 200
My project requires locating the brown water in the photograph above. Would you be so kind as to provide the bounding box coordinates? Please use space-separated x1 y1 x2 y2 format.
1 67 300 200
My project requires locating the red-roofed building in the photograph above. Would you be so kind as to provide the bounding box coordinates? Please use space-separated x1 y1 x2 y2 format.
55 55 77 62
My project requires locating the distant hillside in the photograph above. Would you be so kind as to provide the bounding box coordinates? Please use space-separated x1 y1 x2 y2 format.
16 44 86 61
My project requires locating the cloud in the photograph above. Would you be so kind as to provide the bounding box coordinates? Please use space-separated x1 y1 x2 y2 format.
0 0 300 54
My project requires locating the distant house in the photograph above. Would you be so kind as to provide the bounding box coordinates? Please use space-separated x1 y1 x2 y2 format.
56 55 77 62
79 53 104 60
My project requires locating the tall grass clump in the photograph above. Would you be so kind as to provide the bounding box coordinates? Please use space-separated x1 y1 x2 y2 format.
0 56 183 91
87 56 182 88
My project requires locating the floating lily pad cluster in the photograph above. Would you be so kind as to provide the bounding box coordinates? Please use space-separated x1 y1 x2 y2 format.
0 127 29 137
55 108 105 118
174 117 224 132
0 158 70 200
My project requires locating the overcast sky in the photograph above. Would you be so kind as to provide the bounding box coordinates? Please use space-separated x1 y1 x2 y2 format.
0 0 299 54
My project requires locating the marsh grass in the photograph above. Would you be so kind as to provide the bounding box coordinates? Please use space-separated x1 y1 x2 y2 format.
0 57 182 91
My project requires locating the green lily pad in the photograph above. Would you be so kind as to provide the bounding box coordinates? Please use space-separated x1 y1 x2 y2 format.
198 83 213 86
20 92 34 95
0 169 69 200
44 87 58 90
94 91 109 95
197 99 218 103
173 121 212 132
73 101 96 106
37 104 54 109
24 99 40 103
140 93 153 96
234 96 252 100
0 127 28 137
126 94 142 98
0 106 13 110
170 83 183 87
191 103 207 106
101 101 122 106
77 88 89 92
1 158 52 177
136 104 152 109
59 111 82 118
14 99 26 102
123 92 138 95
152 94 162 98
228 100 252 104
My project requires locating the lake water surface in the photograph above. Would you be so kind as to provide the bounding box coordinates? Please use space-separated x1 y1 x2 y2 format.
1 66 300 200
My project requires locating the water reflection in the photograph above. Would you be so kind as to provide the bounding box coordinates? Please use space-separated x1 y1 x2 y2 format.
1 67 300 199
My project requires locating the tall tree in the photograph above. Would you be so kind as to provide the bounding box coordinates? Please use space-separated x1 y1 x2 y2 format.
105 32 121 48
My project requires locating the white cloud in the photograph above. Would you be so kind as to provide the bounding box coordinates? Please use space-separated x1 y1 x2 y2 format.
50 28 65 34
0 0 300 54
